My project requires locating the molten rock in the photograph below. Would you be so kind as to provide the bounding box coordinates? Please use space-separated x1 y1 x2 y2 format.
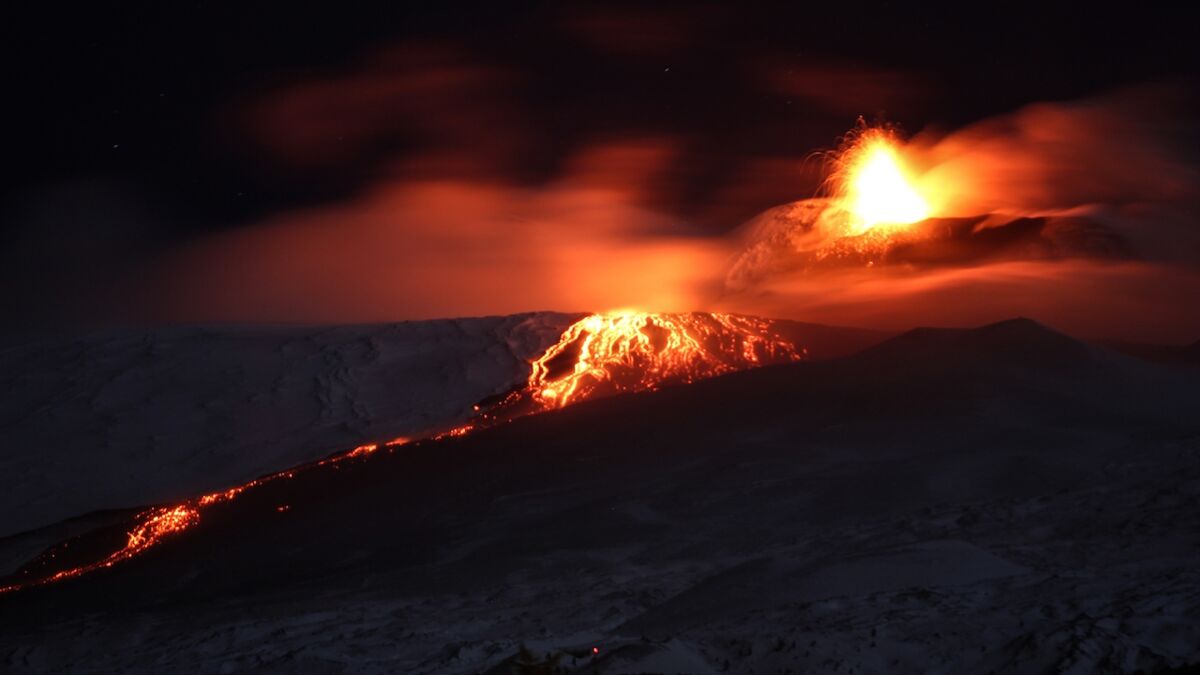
477 311 804 423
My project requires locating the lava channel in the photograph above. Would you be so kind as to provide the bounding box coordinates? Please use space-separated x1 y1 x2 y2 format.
0 311 802 595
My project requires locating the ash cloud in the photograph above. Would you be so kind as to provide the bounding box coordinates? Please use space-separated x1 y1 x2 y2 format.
237 43 529 179
723 86 1200 342
119 141 727 322
68 37 1200 343
98 38 783 323
910 85 1200 220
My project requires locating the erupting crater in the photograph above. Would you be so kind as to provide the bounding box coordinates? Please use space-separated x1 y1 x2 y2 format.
476 311 803 422
831 126 931 235
0 311 803 594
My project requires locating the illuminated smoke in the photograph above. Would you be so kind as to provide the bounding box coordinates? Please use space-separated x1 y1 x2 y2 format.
723 88 1200 341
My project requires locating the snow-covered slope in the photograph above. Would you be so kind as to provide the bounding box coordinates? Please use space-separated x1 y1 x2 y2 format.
0 314 886 541
2 319 1198 673
0 313 577 537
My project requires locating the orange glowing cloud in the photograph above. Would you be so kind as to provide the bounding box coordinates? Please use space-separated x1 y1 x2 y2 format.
723 87 1200 342
723 259 1200 343
111 70 1199 346
907 85 1200 219
124 142 727 322
237 43 528 177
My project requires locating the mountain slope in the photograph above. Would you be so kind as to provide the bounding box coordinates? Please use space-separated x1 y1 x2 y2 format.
0 314 888 539
1 319 1198 673
0 313 577 537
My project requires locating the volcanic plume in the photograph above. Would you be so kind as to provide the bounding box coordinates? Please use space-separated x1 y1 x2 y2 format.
7 7 1199 671
723 89 1200 342
63 79 1190 345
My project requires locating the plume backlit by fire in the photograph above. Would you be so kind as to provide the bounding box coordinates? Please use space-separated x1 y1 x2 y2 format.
725 123 946 287
0 311 802 595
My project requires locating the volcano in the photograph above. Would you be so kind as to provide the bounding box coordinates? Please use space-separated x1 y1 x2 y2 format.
1 315 1198 672
8 2 1199 671
0 312 815 593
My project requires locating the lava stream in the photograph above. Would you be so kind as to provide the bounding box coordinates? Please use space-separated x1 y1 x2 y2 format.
528 312 801 409
0 311 802 595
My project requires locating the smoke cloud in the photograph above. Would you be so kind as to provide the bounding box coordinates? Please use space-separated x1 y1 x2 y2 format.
122 142 726 322
722 85 1200 342
103 49 1198 343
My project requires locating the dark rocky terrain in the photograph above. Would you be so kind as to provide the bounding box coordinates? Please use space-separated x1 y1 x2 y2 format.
2 317 1197 673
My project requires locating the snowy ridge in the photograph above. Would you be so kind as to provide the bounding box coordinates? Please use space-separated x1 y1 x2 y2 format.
0 312 578 538
1 319 1198 673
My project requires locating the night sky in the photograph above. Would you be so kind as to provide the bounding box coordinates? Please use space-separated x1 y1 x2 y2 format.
3 3 1198 326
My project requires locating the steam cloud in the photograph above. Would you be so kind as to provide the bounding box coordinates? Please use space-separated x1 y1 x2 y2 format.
107 44 1198 342
127 145 726 321
722 85 1200 341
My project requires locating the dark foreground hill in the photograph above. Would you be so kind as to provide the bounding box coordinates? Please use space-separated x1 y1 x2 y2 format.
2 319 1198 673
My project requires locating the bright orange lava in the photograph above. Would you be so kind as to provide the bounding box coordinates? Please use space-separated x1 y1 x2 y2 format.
0 312 802 595
0 505 201 592
830 127 931 235
0 441 395 595
528 311 801 409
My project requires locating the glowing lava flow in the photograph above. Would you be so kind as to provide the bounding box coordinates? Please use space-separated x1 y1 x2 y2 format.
829 126 930 235
527 312 801 409
0 505 201 591
0 441 398 595
0 312 802 595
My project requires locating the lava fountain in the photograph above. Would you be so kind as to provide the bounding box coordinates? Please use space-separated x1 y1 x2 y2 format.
825 125 933 236
725 123 942 290
528 312 800 409
0 311 803 594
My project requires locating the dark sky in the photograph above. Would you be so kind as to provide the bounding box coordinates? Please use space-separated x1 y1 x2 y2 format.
3 2 1198 325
